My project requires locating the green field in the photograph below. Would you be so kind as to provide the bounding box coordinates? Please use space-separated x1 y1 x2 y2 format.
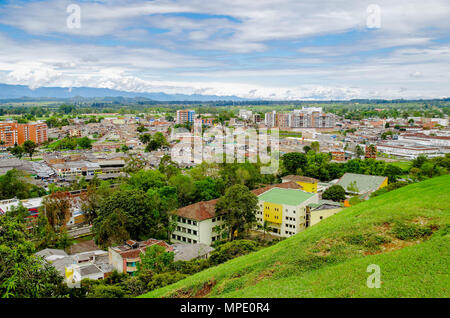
143 175 450 298
389 161 412 171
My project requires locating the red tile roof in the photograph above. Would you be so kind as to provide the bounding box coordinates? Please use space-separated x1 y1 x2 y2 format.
113 238 173 259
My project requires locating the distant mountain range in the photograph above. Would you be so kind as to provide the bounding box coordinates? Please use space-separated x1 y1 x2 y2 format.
0 84 246 101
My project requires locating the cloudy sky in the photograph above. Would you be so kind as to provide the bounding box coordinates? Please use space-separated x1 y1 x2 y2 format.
0 0 449 100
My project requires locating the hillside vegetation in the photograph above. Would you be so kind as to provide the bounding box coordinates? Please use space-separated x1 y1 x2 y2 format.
143 175 450 298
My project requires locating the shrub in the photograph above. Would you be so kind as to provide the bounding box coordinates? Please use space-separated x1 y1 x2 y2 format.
209 240 258 265
390 222 433 240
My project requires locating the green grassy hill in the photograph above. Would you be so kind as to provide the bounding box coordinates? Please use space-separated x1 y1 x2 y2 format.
143 175 450 298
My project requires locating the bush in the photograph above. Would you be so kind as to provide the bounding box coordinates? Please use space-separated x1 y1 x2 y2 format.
209 240 258 265
322 185 346 202
390 222 433 240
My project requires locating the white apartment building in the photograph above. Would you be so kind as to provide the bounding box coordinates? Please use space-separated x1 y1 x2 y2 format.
170 199 225 245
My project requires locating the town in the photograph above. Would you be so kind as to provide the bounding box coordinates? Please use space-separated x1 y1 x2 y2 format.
1 100 449 297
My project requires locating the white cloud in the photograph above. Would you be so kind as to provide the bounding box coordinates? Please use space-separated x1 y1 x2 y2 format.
0 0 449 99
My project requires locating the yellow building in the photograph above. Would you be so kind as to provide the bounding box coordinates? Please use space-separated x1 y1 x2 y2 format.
281 175 319 193
256 188 319 237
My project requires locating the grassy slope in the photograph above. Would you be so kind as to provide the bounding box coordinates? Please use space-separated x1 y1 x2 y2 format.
144 175 450 298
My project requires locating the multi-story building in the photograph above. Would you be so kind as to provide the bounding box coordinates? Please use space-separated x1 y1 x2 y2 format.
255 187 319 237
264 107 335 129
176 110 195 124
0 122 19 148
170 199 224 245
170 182 307 245
365 144 377 159
0 122 48 146
265 111 277 128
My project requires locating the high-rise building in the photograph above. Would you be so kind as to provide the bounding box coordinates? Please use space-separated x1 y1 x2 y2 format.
265 111 277 127
265 107 335 129
0 122 48 147
0 122 19 148
176 110 195 124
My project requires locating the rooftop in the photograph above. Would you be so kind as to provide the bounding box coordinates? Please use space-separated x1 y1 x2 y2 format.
258 188 315 206
281 175 319 183
336 173 387 194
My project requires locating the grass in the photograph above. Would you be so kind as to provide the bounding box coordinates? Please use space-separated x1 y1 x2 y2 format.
389 161 412 171
143 175 450 298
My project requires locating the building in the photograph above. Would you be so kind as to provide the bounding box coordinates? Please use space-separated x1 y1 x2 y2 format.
265 111 277 128
365 144 377 159
336 173 388 195
256 187 319 237
172 243 215 262
170 182 304 245
331 150 346 161
376 143 442 159
0 121 48 146
281 175 319 193
176 110 195 124
0 122 18 148
35 248 113 287
307 200 343 227
239 109 253 120
171 199 223 245
108 239 173 275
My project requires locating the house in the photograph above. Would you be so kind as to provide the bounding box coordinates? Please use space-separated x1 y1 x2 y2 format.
281 175 319 193
108 239 173 275
35 248 113 288
256 187 319 237
170 182 304 245
307 200 343 227
336 173 388 195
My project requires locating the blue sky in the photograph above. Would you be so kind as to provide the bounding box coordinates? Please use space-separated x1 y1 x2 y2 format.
0 0 449 100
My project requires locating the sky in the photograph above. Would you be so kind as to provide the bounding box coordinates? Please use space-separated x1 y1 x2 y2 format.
0 0 449 100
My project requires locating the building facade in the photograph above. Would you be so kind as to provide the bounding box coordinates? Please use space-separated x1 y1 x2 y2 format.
176 110 195 124
0 122 48 147
255 188 319 237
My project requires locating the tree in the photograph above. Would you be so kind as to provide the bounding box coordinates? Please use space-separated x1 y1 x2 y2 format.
215 184 258 241
169 174 196 207
0 169 46 200
281 152 307 175
42 191 72 231
94 189 164 241
262 220 269 239
8 144 24 159
355 145 365 157
94 208 129 247
310 141 320 153
77 137 93 149
0 214 68 298
138 244 174 274
346 181 359 193
384 164 403 183
23 140 38 159
322 185 346 202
